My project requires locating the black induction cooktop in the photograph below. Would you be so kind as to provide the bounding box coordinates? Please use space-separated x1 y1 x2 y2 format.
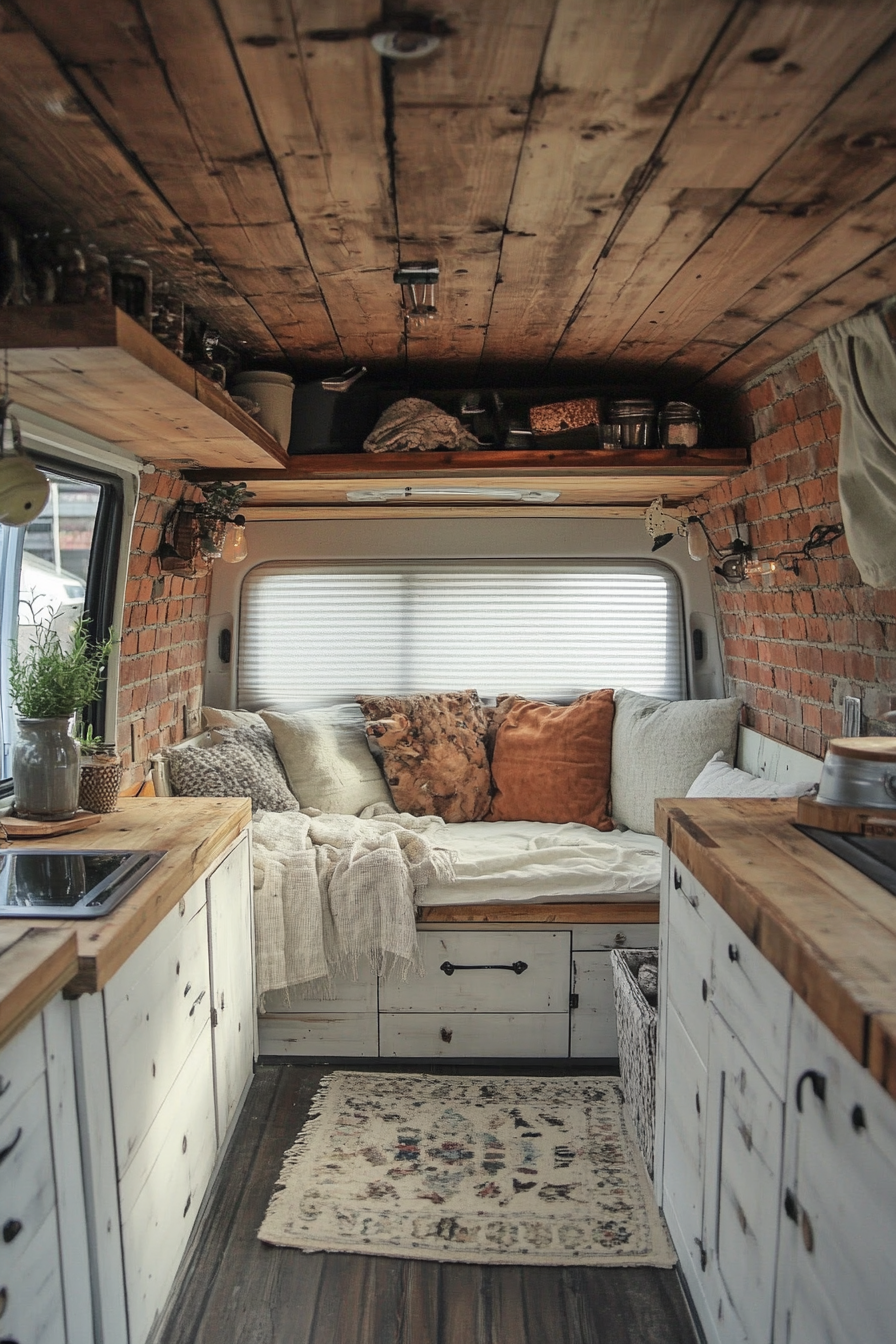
795 826 896 897
0 849 166 919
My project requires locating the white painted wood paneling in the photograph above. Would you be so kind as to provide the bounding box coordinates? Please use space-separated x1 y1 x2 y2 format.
258 1011 378 1057
207 834 255 1142
119 1030 217 1344
0 1210 66 1344
0 1073 56 1273
0 1014 44 1128
70 992 129 1344
379 1012 569 1058
736 725 822 785
379 930 570 1013
570 951 618 1058
667 863 712 1064
105 893 211 1179
710 898 792 1099
706 1013 782 1344
42 996 94 1344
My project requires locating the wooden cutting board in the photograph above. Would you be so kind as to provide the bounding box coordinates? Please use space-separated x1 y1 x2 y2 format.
0 809 102 839
796 796 896 837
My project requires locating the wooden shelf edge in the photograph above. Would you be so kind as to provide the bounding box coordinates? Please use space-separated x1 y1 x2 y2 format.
189 445 749 481
0 304 289 471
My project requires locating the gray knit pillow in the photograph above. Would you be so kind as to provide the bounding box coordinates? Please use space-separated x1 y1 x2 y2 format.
167 735 299 813
210 723 293 790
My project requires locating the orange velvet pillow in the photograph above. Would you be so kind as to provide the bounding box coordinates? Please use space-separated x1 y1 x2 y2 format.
486 689 615 830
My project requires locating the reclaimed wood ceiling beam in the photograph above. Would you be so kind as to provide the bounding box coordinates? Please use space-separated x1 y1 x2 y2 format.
0 0 278 351
552 0 896 373
218 0 404 372
11 0 343 362
619 28 896 375
389 0 556 381
478 0 740 378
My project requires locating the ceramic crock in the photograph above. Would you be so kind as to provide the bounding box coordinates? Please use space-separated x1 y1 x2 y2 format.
816 737 896 810
12 714 81 820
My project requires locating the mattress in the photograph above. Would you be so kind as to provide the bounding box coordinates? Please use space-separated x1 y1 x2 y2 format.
419 819 662 906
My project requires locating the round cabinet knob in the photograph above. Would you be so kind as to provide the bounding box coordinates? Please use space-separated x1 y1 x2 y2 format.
440 1027 453 1043
2 1220 22 1244
728 943 740 963
614 932 627 946
851 1104 867 1132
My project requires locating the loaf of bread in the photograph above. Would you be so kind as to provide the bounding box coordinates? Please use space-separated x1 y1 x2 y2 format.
529 397 600 434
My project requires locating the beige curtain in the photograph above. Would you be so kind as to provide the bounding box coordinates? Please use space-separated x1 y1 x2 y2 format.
816 308 896 588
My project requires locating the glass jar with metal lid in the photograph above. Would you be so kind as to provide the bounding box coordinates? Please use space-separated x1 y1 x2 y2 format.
608 398 657 449
659 400 701 449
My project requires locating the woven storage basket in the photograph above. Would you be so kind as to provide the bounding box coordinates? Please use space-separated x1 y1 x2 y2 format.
612 948 658 1177
78 756 123 814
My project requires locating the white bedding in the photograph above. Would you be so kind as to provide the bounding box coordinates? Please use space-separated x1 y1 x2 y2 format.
419 819 662 906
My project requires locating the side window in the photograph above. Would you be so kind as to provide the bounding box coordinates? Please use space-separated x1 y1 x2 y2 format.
0 460 122 786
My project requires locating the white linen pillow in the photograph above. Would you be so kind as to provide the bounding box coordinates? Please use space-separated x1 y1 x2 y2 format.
202 705 267 730
260 704 392 815
686 751 817 799
611 689 742 834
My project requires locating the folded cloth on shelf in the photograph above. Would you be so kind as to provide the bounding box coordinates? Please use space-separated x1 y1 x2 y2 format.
419 819 662 905
251 802 456 1002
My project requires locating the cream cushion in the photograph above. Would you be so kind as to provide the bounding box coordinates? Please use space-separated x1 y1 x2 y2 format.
260 704 392 815
686 751 817 800
611 689 742 833
202 705 266 730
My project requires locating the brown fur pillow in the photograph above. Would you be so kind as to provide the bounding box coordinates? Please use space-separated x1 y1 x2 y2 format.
356 691 492 823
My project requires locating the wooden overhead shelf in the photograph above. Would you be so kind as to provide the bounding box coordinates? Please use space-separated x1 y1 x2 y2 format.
191 445 748 511
0 306 289 471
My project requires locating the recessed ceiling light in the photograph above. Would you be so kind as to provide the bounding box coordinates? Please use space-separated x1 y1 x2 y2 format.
370 29 441 59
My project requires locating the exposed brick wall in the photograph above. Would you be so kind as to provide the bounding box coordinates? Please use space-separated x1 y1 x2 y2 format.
117 470 210 791
691 349 896 758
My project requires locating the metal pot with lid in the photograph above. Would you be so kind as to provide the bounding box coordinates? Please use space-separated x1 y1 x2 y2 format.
816 737 896 810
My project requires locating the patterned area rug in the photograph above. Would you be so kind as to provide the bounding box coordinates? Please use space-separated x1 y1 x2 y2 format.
259 1071 676 1266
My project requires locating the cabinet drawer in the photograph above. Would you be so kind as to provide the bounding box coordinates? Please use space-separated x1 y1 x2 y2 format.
0 1015 44 1130
570 951 619 1058
119 1029 217 1344
666 865 712 1064
711 901 791 1098
380 930 570 1013
0 1075 56 1276
572 924 659 952
258 1011 378 1057
380 1012 569 1058
106 889 211 1177
262 963 377 1014
0 1210 66 1344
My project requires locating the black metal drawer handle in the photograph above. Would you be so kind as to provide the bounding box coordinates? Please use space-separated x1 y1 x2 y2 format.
795 1069 827 1112
0 1077 9 1098
440 960 528 976
0 1129 21 1167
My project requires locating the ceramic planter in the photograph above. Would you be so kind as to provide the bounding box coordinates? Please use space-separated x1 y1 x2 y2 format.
12 715 81 820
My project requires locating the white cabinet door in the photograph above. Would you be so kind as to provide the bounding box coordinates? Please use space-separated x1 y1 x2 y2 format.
207 834 255 1143
705 1014 782 1344
776 996 896 1344
666 862 713 1065
570 951 618 1058
662 1002 709 1287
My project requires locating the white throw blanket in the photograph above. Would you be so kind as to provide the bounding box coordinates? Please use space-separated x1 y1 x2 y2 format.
251 803 456 1002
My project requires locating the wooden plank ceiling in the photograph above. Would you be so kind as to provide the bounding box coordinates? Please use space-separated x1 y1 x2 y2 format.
1 0 895 389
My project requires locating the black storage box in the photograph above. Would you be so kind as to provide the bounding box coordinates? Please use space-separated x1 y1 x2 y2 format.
288 379 408 455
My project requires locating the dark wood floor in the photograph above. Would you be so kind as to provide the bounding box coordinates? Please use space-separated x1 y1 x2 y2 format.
158 1063 698 1344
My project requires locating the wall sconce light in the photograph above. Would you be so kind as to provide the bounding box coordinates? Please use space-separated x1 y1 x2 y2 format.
220 514 248 564
394 262 439 327
644 498 845 583
158 483 253 574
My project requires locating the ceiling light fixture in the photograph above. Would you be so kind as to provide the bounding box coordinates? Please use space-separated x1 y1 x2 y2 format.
394 262 439 326
370 28 441 58
346 487 560 503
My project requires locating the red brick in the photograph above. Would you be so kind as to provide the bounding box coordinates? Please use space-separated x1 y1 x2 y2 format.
795 351 823 385
794 381 833 418
748 379 776 410
821 405 841 440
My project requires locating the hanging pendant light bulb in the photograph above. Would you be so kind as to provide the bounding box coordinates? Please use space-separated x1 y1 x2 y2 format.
220 514 248 564
686 518 710 562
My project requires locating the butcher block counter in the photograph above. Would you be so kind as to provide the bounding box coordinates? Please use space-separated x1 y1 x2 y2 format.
0 795 251 1017
656 795 896 1099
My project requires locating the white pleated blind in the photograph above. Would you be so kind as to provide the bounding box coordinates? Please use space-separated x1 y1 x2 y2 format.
238 561 685 709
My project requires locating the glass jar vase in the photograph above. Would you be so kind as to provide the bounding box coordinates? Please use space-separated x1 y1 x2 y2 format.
12 715 82 820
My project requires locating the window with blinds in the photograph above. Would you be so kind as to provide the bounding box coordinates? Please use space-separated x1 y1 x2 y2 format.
238 560 685 709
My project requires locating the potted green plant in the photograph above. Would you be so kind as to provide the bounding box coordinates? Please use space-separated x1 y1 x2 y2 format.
9 614 115 820
76 721 123 814
196 481 254 559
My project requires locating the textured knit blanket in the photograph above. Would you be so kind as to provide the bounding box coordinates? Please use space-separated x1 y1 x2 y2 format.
251 803 456 1003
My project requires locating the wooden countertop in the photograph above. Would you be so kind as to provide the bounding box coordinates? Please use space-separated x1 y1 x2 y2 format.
656 797 896 1100
0 796 251 1006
